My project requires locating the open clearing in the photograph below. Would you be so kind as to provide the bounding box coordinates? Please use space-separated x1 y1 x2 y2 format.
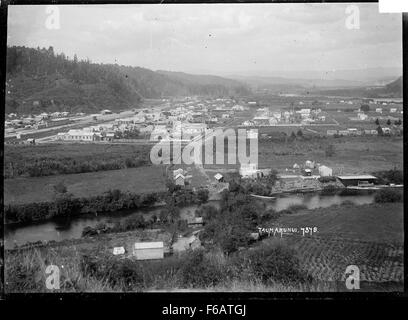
4 165 167 205
258 136 403 173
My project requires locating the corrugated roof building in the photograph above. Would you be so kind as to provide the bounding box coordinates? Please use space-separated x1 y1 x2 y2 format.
133 241 164 260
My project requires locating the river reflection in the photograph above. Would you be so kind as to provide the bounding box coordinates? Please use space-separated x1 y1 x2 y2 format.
4 193 374 249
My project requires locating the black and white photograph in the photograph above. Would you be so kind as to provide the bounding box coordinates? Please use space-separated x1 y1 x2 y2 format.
1 1 404 295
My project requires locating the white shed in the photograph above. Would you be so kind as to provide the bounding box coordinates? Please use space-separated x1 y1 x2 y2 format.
133 241 164 260
318 165 333 177
214 173 224 182
174 173 185 186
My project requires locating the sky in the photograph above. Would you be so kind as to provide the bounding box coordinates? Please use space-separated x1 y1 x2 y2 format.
7 3 403 79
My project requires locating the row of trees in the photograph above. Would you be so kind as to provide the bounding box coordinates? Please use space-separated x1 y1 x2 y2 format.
5 155 149 178
5 184 210 224
375 118 402 126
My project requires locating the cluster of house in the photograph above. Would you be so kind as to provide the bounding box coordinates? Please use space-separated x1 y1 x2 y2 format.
242 107 324 127
286 160 333 178
5 111 76 131
327 126 402 137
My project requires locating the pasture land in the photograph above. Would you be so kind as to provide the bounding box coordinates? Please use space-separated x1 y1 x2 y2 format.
4 166 167 205
258 136 403 174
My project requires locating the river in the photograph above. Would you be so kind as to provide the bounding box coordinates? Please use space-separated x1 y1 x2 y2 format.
4 193 375 249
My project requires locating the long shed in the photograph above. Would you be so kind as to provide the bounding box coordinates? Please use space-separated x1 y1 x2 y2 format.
133 241 164 260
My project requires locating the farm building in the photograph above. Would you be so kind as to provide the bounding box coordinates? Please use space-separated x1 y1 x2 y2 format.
338 130 349 136
376 108 383 114
174 173 185 186
188 217 204 227
327 130 338 136
214 173 224 182
56 130 102 141
101 109 113 115
303 168 312 176
318 165 333 177
382 127 392 135
240 163 259 178
390 108 397 113
305 160 315 169
133 242 164 260
364 129 378 135
337 175 377 187
357 113 368 120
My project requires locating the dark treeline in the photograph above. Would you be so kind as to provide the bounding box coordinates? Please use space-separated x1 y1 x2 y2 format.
4 144 151 178
5 156 149 178
6 46 250 114
5 188 209 224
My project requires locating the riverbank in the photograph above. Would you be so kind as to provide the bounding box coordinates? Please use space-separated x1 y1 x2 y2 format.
4 201 403 292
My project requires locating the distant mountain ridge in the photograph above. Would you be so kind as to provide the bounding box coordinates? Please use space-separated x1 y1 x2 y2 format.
5 46 250 115
312 76 402 98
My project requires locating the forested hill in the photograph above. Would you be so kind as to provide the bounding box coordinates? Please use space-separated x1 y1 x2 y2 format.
5 46 251 114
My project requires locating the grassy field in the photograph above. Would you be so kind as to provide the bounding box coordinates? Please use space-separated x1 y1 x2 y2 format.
258 135 403 174
4 166 167 205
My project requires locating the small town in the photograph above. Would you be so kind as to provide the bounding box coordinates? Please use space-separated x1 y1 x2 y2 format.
2 3 404 295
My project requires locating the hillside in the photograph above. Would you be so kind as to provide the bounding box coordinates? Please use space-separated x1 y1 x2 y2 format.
312 76 402 98
5 46 250 115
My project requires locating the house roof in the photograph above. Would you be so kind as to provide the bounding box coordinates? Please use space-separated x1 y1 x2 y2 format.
337 175 377 180
174 173 185 180
134 241 164 250
214 173 223 180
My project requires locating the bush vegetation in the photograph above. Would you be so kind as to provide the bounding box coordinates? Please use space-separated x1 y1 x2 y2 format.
4 144 151 178
374 189 402 203
5 187 208 224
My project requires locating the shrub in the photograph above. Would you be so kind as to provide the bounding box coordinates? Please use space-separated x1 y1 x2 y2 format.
81 253 144 291
53 181 67 194
374 189 402 203
338 188 361 196
320 185 339 195
318 176 337 183
195 204 219 221
234 241 309 284
196 188 209 203
180 249 227 287
287 204 308 212
259 209 281 223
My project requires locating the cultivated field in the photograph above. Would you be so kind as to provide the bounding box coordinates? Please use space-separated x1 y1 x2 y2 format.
270 202 403 243
259 202 404 290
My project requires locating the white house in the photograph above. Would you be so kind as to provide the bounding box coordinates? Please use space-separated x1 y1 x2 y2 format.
357 113 368 120
133 242 164 260
214 173 224 182
174 173 185 186
56 129 100 141
240 163 259 178
305 160 315 169
318 165 333 177
327 130 338 136
376 108 383 114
